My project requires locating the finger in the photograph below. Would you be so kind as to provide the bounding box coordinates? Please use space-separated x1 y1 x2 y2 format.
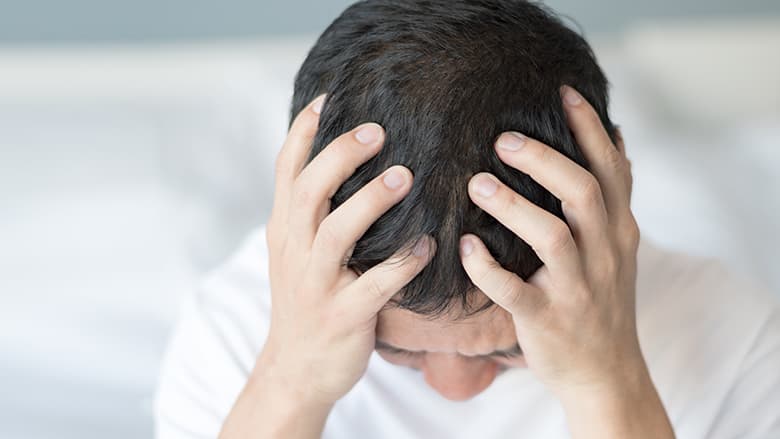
613 126 635 204
493 131 609 257
309 165 414 286
339 234 437 317
270 94 326 229
468 172 586 291
614 125 626 157
288 122 386 251
527 265 553 291
560 85 631 221
459 234 547 319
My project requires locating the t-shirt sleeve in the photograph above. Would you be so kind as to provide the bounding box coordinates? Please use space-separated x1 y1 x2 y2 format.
153 227 272 439
705 307 780 438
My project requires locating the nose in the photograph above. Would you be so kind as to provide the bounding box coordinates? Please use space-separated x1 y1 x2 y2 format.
421 353 499 401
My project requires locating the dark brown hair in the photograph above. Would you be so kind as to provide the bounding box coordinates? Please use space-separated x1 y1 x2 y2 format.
290 0 616 317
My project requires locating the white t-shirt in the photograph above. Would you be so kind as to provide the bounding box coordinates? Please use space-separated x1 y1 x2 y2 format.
154 224 780 438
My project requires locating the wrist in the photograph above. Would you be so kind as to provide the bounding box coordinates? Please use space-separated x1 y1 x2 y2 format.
555 357 675 439
219 358 334 439
248 368 335 416
558 366 652 416
252 348 339 410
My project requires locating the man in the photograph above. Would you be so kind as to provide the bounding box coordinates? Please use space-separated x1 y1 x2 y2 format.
154 1 780 438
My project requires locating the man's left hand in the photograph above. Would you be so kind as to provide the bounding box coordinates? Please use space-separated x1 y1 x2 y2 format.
458 85 674 438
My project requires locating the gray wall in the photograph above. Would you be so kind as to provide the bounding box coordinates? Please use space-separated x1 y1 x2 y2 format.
1 0 779 43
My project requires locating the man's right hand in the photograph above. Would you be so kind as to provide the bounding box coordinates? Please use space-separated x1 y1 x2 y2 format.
219 94 436 438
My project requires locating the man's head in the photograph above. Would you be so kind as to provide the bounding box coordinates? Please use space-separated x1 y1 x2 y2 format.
290 0 616 400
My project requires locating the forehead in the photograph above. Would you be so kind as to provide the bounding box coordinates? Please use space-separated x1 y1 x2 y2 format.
375 300 517 355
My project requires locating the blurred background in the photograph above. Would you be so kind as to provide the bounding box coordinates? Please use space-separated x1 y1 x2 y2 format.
1 0 778 438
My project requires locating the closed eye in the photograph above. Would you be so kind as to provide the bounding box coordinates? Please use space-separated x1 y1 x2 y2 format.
375 340 523 359
489 350 522 359
378 345 423 358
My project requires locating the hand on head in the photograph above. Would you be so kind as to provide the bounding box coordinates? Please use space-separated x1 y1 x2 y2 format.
459 85 644 399
259 94 436 406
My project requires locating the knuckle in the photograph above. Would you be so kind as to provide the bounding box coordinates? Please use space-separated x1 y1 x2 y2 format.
336 187 388 229
291 106 318 132
568 284 594 310
538 143 558 165
318 137 369 187
291 180 317 207
523 141 550 164
404 255 426 277
503 190 528 217
365 276 387 302
621 216 641 250
473 261 518 306
575 175 603 208
314 217 343 253
628 216 640 239
603 147 627 172
497 274 523 310
544 222 574 256
274 149 293 177
471 258 497 288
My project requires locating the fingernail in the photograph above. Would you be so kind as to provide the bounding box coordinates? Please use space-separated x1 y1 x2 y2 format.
475 175 498 197
497 132 526 151
383 168 406 190
413 236 432 257
312 94 326 114
355 123 383 144
460 236 474 257
562 85 582 106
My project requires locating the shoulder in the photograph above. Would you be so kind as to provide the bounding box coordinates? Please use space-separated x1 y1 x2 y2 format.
153 224 272 438
635 235 780 437
636 234 779 329
636 234 779 358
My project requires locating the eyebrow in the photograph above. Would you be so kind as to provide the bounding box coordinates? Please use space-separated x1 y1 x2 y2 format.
375 339 523 358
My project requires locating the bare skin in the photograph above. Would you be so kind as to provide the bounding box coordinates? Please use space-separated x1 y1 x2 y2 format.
218 87 676 439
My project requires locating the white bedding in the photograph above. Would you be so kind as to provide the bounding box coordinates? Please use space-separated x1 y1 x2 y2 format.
0 21 777 438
